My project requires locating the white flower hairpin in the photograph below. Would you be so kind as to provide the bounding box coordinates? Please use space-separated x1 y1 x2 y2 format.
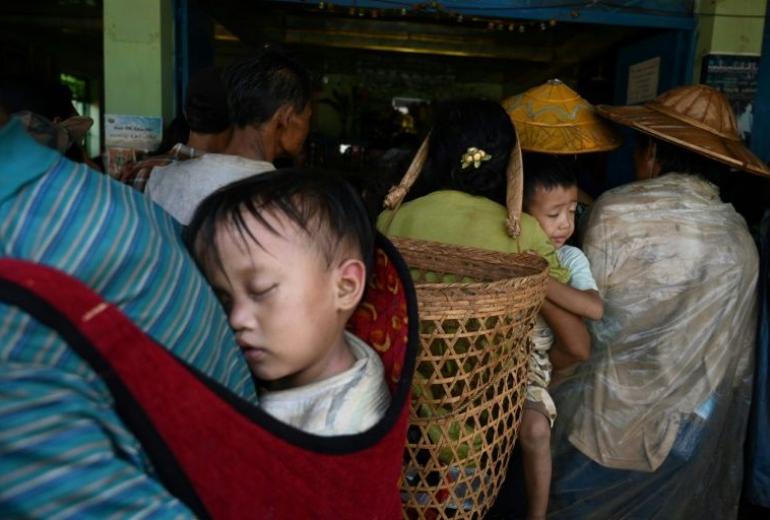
460 147 492 169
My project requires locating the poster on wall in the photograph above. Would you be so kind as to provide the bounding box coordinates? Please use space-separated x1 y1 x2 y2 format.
104 114 163 177
627 56 661 105
701 53 760 145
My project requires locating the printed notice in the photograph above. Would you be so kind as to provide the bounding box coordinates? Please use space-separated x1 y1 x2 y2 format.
701 53 760 143
627 57 661 105
104 114 163 151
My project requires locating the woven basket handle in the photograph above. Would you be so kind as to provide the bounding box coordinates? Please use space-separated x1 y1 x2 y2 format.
382 134 431 214
382 129 524 238
505 135 523 238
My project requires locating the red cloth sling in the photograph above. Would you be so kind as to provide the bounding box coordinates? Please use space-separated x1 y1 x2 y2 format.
0 234 418 519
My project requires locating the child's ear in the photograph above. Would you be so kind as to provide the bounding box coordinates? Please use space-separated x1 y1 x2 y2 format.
334 258 367 312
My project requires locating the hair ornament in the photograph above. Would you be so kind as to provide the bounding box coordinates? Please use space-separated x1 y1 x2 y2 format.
460 147 493 169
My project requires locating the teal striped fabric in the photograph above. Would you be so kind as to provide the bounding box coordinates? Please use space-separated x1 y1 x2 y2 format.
0 118 256 518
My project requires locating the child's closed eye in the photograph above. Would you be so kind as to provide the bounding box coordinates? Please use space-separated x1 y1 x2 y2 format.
248 283 278 301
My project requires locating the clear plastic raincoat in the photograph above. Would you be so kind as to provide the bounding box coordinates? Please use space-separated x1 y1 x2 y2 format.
550 173 758 518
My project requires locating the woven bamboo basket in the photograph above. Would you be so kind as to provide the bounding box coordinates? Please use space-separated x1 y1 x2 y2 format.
382 127 548 519
395 238 548 520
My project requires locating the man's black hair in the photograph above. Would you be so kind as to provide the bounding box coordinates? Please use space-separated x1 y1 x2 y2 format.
224 47 312 128
185 66 230 134
186 169 374 279
410 98 515 205
522 153 578 210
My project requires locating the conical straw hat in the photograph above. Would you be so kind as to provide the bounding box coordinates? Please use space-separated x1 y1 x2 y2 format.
502 79 621 154
597 84 770 178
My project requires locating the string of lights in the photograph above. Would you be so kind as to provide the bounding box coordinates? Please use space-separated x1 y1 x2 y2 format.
312 1 564 32
300 0 707 32
306 0 695 17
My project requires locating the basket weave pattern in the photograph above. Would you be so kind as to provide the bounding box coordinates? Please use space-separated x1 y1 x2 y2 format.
395 239 548 520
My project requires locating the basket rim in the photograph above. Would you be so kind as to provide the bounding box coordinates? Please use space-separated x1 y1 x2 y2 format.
391 236 549 290
411 274 547 291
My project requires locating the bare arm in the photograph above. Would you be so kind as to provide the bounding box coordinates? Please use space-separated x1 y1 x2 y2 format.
540 299 591 370
546 278 604 321
549 342 582 373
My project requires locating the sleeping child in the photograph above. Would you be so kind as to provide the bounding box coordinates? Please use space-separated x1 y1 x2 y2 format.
187 169 390 436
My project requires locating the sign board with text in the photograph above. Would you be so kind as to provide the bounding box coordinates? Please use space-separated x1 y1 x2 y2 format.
105 114 163 151
626 56 661 105
701 53 760 144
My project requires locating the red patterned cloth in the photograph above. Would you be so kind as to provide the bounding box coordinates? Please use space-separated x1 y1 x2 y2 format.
0 236 417 519
117 143 200 192
349 247 410 392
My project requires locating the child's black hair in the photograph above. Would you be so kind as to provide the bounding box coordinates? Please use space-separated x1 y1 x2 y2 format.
186 169 374 279
409 98 515 205
522 153 578 210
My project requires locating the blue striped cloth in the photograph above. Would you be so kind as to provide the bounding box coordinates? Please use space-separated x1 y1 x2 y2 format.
0 117 256 518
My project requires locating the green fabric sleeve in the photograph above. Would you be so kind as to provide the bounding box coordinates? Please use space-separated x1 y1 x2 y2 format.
377 191 570 283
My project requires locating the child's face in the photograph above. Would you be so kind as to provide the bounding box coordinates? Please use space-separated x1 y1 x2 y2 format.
527 184 578 248
204 210 346 389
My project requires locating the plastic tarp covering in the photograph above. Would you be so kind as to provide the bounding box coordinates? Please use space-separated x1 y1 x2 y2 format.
744 211 770 508
548 173 758 518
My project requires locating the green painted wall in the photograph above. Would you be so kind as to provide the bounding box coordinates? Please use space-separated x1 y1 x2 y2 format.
695 0 767 81
103 0 174 122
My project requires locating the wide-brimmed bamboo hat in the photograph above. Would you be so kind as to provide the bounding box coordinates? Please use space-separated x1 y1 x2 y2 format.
597 84 770 178
502 79 621 154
